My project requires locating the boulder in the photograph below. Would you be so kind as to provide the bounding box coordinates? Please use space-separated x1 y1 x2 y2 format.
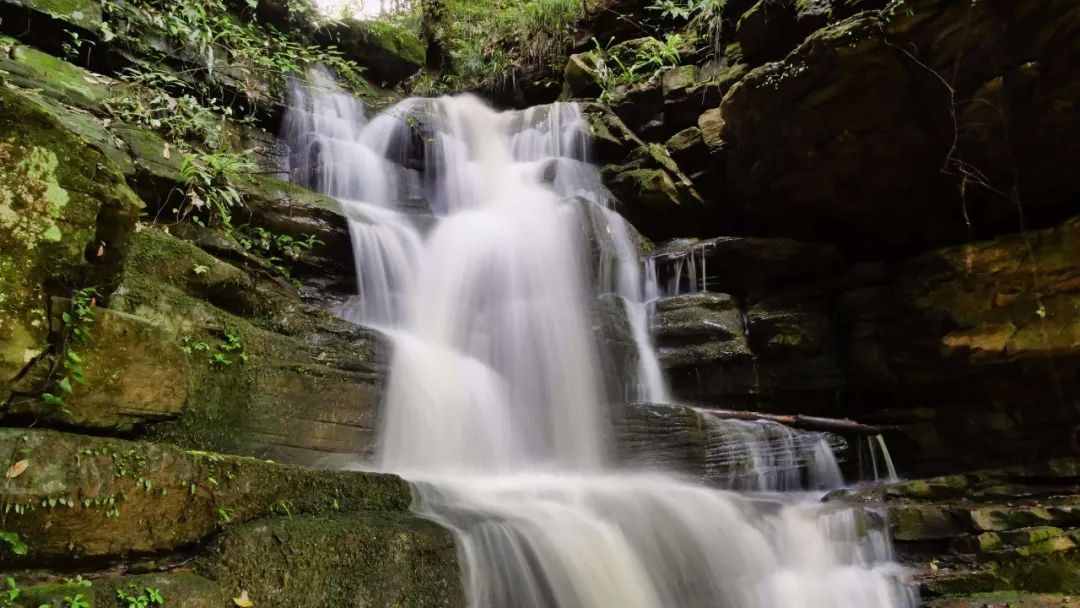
563 51 604 99
653 292 750 369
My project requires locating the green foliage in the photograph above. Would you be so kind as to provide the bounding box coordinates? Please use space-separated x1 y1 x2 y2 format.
235 225 322 281
592 34 686 101
1 577 21 608
181 328 247 369
101 0 369 96
116 585 165 608
42 288 99 410
0 532 27 557
61 30 91 63
648 0 726 55
104 67 244 152
421 0 583 89
63 594 90 608
179 152 255 228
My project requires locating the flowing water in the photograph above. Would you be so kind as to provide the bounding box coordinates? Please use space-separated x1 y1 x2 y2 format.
284 70 915 608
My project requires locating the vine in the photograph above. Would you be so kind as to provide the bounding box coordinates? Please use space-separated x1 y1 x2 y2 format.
41 288 99 411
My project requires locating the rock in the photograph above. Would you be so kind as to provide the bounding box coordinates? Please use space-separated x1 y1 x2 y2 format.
0 85 142 405
315 19 425 86
735 0 801 64
0 427 411 566
605 144 705 240
925 593 1080 608
201 513 465 607
593 293 641 403
3 300 190 431
841 215 1080 474
581 102 645 165
653 293 751 369
563 51 604 98
652 236 844 300
107 229 386 464
613 402 706 476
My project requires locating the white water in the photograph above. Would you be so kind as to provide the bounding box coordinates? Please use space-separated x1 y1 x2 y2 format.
697 411 846 492
285 71 915 608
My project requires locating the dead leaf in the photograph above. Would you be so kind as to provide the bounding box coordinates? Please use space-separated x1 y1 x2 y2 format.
162 142 171 159
5 459 28 479
233 590 254 607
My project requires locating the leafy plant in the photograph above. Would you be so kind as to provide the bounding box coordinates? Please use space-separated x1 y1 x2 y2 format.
104 67 240 152
179 152 255 228
100 0 370 96
64 594 91 608
235 225 322 281
0 532 27 557
2 577 21 605
592 34 686 102
116 585 165 608
42 287 99 410
181 329 246 369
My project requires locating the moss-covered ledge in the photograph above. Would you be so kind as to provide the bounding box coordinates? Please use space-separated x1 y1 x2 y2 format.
0 428 411 567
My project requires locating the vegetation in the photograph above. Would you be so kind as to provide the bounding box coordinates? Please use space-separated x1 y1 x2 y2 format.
116 585 165 608
100 0 369 96
41 288 99 411
592 34 686 101
178 152 255 229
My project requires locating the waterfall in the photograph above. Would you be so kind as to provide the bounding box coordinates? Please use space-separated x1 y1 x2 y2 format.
284 70 916 608
697 411 846 492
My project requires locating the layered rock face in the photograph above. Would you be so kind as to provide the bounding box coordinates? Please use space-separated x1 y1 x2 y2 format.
560 2 1080 603
0 0 461 603
559 0 1080 477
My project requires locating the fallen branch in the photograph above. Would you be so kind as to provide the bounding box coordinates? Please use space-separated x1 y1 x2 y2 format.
629 402 891 435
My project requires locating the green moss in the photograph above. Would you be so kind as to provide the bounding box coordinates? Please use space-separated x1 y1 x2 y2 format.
0 86 142 394
0 428 412 567
361 19 427 67
8 0 103 33
0 37 112 110
201 512 465 608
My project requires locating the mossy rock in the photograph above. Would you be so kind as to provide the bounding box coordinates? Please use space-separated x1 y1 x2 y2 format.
3 299 190 431
201 512 465 607
17 513 466 607
0 427 411 567
108 228 385 463
0 37 112 110
0 85 142 403
1 0 102 35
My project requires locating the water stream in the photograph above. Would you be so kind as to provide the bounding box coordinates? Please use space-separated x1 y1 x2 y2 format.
284 69 916 608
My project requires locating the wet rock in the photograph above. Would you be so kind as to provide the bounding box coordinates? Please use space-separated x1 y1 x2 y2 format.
841 215 1080 473
613 402 706 476
653 293 750 369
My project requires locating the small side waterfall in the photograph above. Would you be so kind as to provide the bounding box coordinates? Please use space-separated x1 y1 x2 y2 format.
283 69 916 608
697 411 846 492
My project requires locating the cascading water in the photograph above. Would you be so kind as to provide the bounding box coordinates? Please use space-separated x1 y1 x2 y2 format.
284 70 915 608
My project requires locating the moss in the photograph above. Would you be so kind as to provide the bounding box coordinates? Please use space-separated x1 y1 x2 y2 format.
0 37 112 110
0 427 412 567
201 512 465 608
7 0 103 33
359 18 427 67
0 85 142 395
